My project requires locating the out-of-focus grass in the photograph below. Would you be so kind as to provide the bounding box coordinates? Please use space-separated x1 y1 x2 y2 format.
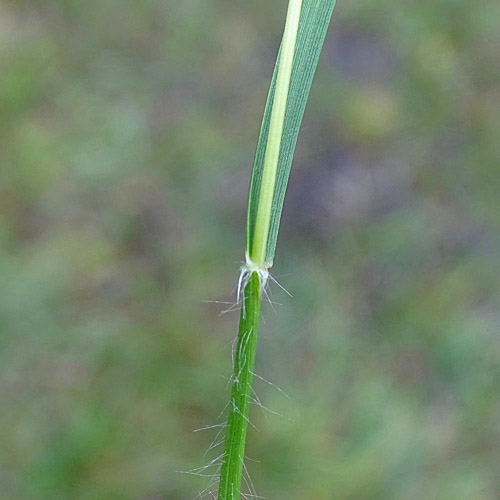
0 1 499 499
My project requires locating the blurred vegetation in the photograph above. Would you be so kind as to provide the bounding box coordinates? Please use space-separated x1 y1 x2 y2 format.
1 1 499 499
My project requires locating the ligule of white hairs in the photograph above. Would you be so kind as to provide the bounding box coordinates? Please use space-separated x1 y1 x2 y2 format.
236 254 272 315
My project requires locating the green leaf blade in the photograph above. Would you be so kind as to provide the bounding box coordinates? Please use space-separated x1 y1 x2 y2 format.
245 0 336 265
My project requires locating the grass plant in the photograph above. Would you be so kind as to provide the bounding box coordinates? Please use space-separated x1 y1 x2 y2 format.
217 1 336 499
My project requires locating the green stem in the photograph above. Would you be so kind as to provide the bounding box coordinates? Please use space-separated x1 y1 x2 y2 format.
250 0 303 267
218 1 303 498
218 273 261 500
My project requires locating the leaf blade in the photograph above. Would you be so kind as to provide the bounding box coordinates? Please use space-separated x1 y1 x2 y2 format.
245 0 336 265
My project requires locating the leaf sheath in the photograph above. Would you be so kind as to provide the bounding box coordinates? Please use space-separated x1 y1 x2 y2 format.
218 273 261 500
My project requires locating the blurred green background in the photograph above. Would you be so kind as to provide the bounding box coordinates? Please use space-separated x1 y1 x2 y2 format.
1 0 500 499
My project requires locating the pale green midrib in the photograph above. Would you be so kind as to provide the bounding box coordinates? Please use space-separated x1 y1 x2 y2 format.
249 0 303 268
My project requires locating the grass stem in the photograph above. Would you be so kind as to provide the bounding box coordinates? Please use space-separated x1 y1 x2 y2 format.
216 0 335 498
218 273 261 500
219 0 302 494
